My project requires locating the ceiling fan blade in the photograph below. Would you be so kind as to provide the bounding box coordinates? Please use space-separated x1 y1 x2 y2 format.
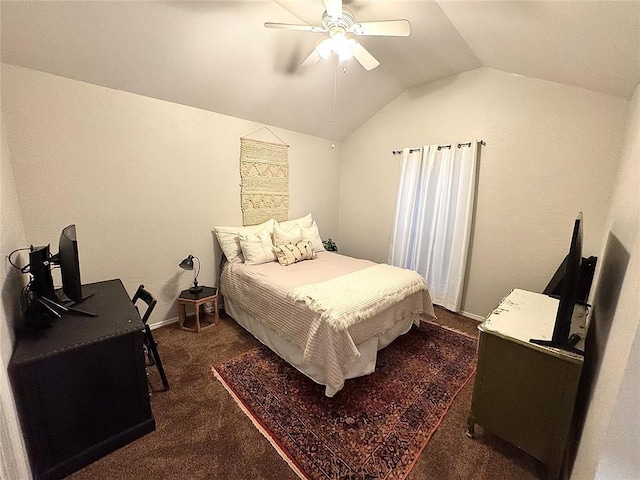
264 22 326 33
351 42 380 71
350 19 410 37
323 0 343 19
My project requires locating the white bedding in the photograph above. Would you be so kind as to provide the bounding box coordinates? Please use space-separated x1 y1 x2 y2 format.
220 251 435 396
288 263 429 331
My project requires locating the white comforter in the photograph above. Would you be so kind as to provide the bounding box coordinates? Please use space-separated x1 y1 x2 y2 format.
220 252 435 393
288 263 429 331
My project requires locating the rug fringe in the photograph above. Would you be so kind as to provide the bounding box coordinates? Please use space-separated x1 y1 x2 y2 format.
211 367 308 480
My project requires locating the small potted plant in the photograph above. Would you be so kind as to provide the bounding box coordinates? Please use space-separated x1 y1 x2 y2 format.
322 238 338 252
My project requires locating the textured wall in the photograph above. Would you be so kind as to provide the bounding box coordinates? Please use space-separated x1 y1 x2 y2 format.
574 82 640 480
338 67 628 318
2 64 341 324
0 94 31 478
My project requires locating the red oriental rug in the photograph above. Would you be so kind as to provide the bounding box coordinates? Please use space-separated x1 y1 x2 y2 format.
212 321 477 480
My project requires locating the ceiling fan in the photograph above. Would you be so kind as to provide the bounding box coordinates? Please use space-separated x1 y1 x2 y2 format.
265 0 410 71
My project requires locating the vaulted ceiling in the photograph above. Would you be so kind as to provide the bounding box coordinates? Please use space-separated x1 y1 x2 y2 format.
2 1 639 141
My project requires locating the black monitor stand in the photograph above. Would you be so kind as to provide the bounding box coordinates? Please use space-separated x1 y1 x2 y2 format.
530 333 584 355
37 294 97 318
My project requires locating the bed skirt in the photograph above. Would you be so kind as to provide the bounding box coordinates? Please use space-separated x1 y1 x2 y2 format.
224 297 418 397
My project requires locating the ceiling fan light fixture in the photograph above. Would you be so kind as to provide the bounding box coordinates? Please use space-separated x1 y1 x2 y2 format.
338 48 354 63
316 38 333 60
338 38 356 62
315 34 355 63
329 34 357 62
330 32 349 53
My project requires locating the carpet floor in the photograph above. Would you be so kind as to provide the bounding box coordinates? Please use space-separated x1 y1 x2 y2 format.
67 307 546 480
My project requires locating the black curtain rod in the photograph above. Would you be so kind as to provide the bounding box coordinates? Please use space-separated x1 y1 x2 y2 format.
392 140 485 155
392 148 421 155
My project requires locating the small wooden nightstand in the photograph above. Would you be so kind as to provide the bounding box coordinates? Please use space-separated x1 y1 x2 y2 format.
177 287 219 333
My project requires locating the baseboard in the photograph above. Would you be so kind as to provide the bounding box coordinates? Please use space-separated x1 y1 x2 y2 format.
149 317 178 330
148 302 219 330
460 311 485 323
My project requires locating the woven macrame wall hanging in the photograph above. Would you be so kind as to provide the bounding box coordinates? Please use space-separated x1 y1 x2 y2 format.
239 137 289 226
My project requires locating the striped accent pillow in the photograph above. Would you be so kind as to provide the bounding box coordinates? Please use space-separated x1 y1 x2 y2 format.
273 240 317 266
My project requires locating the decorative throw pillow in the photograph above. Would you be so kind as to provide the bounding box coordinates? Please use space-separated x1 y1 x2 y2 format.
239 228 277 265
273 223 303 246
273 240 317 266
214 219 276 263
278 213 313 230
300 221 325 252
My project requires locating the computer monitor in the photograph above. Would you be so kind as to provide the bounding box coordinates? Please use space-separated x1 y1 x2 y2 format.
26 224 96 320
57 224 83 303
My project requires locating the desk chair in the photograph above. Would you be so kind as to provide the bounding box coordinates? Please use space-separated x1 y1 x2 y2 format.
132 285 169 391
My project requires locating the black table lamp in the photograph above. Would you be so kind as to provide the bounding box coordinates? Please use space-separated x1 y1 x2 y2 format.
179 255 202 293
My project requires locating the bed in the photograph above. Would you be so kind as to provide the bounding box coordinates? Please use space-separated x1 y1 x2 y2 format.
217 218 435 396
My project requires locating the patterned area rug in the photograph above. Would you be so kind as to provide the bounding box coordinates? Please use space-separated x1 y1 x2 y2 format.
212 322 477 480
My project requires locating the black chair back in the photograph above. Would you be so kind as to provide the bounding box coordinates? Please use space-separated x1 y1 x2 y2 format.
132 285 157 325
132 284 169 391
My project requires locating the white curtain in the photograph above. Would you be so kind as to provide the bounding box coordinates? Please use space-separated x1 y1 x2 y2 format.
388 141 479 312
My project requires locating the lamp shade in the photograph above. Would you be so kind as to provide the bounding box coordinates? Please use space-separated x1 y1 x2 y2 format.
179 254 202 293
179 255 194 270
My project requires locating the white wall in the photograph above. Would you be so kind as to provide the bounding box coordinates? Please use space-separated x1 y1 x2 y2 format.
339 67 628 318
595 325 640 480
0 69 31 478
1 64 341 325
574 82 640 480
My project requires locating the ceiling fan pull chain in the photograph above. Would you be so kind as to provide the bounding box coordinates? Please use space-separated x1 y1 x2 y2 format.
330 57 338 148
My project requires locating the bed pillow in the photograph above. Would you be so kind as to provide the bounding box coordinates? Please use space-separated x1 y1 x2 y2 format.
278 213 313 230
300 221 325 252
273 223 303 246
273 240 317 266
239 228 277 265
214 219 276 263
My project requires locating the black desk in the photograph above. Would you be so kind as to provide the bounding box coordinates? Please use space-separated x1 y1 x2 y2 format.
9 279 155 480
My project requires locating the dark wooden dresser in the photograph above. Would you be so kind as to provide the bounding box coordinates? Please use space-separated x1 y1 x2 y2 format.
9 279 155 480
467 289 586 480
